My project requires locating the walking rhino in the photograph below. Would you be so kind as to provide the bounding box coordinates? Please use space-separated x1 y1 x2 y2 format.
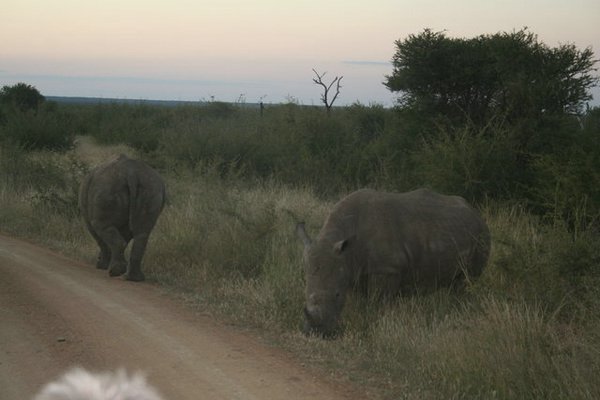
296 188 490 336
79 154 166 281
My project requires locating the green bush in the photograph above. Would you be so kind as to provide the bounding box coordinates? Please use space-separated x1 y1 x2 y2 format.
0 107 75 151
0 144 88 218
82 103 168 151
532 108 600 229
0 143 65 192
411 120 522 202
0 82 45 113
476 204 600 319
0 84 74 151
38 100 600 226
30 155 89 218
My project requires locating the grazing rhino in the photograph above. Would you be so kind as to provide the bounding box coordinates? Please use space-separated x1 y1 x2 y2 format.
296 188 490 336
79 154 166 281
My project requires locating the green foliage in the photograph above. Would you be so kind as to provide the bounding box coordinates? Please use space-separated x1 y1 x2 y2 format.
532 108 600 228
0 107 75 150
0 143 45 192
0 82 45 113
348 102 387 141
45 96 600 214
411 120 522 201
80 102 379 195
385 28 598 124
79 103 169 151
80 102 238 147
384 28 599 207
0 143 68 193
0 84 75 151
0 144 88 217
203 101 237 119
30 155 89 218
477 205 600 316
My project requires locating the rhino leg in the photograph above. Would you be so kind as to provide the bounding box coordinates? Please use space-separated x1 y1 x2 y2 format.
93 225 128 277
96 248 110 270
95 232 112 270
369 274 402 298
126 233 149 282
83 221 111 269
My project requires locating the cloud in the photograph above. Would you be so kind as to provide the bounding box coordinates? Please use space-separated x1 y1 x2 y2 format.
342 60 391 66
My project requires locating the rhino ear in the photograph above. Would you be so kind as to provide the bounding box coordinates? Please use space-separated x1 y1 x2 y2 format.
296 222 313 248
333 239 350 255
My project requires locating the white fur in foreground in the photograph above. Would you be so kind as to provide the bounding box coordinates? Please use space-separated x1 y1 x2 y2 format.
34 368 164 400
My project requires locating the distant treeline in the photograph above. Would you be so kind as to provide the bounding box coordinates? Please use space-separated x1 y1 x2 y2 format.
3 99 595 230
46 96 264 109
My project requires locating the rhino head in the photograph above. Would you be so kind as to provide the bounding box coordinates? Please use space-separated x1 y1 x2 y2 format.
296 222 351 337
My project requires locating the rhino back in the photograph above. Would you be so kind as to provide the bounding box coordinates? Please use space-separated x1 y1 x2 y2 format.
80 155 165 232
80 157 129 227
322 189 489 286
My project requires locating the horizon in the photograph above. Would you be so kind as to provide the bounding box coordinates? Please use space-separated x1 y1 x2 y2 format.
0 59 395 106
2 1 599 107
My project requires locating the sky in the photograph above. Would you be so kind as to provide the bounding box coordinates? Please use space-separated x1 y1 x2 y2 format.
2 0 599 106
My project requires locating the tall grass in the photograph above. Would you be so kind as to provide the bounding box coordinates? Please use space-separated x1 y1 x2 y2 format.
1 110 599 398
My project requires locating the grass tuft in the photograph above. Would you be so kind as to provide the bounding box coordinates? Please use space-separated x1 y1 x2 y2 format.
1 139 599 399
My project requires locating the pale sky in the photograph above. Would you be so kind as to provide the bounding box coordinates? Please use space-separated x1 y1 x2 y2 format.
2 0 599 106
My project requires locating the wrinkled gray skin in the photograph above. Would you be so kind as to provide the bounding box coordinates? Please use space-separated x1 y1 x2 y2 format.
296 189 490 337
79 154 166 282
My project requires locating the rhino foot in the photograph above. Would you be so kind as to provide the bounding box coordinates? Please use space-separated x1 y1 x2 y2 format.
108 262 127 277
96 262 109 270
96 254 110 270
125 271 145 282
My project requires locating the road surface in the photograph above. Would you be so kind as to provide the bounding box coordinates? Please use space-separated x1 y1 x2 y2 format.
0 234 359 399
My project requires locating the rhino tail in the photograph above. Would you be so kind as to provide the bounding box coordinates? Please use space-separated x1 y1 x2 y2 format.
126 168 140 229
78 173 91 215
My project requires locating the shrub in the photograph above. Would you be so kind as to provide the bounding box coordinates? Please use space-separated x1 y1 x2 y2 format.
532 108 600 229
476 204 600 319
30 154 89 218
0 108 75 151
0 143 65 192
0 82 45 113
411 120 521 202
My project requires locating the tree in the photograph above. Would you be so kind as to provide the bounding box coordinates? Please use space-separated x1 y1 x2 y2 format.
312 69 343 114
0 83 74 150
384 29 598 125
0 82 45 113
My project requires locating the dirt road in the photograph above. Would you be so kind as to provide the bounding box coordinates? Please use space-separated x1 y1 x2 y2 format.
0 234 358 399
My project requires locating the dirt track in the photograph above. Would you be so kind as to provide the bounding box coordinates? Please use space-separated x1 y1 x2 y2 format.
0 234 358 399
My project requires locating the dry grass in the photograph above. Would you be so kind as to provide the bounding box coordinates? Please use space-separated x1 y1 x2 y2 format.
74 135 138 166
1 139 599 399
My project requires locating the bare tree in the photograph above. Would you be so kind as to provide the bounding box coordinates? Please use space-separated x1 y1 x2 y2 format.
312 69 343 114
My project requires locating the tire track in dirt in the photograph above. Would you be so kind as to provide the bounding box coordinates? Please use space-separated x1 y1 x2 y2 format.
0 234 360 399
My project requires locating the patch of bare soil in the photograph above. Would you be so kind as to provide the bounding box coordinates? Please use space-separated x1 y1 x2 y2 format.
0 234 361 399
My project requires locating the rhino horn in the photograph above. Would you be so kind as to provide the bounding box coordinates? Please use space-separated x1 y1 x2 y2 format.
296 222 312 248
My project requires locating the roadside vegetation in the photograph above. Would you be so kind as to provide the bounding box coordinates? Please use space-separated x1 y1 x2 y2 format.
1 29 599 399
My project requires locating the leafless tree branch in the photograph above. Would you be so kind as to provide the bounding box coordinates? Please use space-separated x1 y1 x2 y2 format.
312 69 343 114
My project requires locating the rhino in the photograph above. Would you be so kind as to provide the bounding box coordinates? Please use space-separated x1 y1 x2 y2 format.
79 154 166 281
296 188 491 336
